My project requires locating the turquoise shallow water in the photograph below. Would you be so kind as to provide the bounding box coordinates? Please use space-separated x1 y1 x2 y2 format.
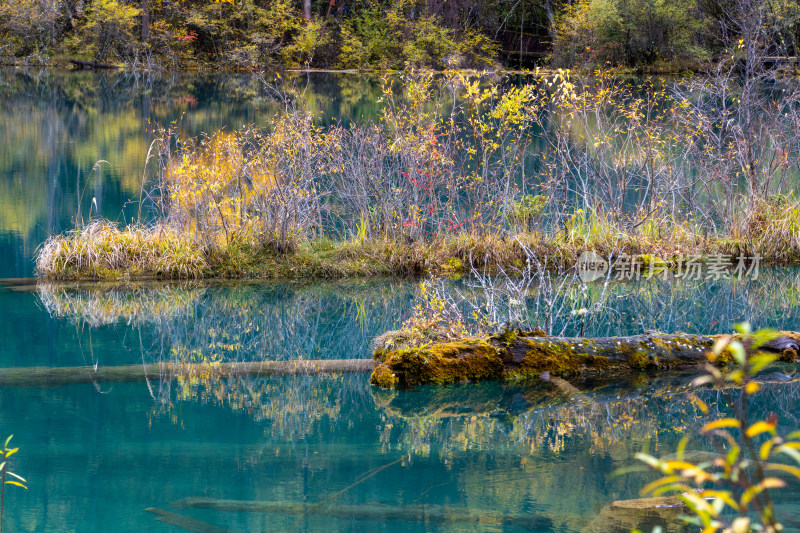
1 275 800 532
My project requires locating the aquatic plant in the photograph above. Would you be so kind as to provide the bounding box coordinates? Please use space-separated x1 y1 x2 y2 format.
0 435 27 533
630 324 800 532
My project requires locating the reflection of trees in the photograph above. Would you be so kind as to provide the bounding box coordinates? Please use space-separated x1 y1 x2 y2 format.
35 269 800 441
452 267 800 337
30 277 800 530
0 69 386 276
37 280 414 439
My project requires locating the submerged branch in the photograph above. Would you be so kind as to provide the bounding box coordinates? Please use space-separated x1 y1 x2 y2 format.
0 360 376 388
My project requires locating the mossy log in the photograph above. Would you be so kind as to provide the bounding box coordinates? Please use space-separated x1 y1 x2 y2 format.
370 330 800 389
171 497 553 530
0 360 375 388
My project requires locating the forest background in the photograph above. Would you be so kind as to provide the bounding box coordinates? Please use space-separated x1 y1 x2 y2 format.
2 0 798 71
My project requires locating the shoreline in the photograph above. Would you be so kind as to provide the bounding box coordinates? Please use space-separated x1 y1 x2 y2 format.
0 60 707 77
33 221 796 282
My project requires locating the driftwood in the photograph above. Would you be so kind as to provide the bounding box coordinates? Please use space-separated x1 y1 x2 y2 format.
369 330 800 388
145 508 234 533
582 496 689 533
0 360 376 388
171 497 554 530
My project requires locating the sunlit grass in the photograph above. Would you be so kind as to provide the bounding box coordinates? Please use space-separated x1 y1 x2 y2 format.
36 221 207 280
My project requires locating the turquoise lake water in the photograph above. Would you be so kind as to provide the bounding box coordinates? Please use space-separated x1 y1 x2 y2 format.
1 68 800 531
1 276 800 532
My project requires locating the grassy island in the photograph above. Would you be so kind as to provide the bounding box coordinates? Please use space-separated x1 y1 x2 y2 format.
34 69 800 281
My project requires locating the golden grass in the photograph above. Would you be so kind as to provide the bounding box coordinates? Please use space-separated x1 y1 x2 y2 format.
36 221 207 280
34 202 800 282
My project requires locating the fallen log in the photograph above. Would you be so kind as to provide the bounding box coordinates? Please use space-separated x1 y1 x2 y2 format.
68 59 120 70
369 330 800 388
171 497 554 530
145 508 234 533
0 359 376 388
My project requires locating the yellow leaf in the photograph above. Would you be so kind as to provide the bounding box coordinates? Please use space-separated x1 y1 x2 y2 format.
765 463 800 480
701 418 740 433
760 440 774 461
698 490 740 511
761 477 786 489
745 421 776 438
640 475 684 496
740 484 763 507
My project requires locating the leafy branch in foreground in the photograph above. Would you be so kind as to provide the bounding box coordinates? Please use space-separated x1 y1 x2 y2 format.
629 324 800 533
0 435 27 533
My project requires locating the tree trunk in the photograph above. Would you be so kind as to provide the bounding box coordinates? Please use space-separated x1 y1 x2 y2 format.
304 0 312 20
142 0 150 41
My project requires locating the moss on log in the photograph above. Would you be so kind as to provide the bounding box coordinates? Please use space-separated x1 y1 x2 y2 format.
370 330 800 389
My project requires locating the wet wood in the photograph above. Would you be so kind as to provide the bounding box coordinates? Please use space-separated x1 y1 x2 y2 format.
145 508 234 533
0 360 377 388
171 497 553 529
505 332 799 369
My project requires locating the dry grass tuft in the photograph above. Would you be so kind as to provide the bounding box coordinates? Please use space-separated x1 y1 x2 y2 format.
36 221 207 280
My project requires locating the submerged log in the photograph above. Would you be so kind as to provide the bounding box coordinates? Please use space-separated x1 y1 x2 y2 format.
145 508 234 533
369 330 800 388
0 359 376 388
171 497 554 530
582 496 689 533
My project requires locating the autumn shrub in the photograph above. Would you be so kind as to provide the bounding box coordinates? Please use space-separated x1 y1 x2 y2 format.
35 69 800 280
84 0 141 61
156 114 330 254
0 0 60 58
631 324 800 532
